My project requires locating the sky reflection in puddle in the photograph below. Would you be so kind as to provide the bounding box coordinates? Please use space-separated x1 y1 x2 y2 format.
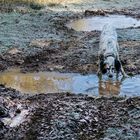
0 69 140 97
67 15 140 31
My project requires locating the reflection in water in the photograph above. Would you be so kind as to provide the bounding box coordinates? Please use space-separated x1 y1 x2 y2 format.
0 69 140 96
67 15 140 31
0 69 75 94
99 80 121 96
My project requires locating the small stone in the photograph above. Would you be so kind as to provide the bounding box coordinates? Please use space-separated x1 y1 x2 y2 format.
80 119 87 123
7 48 21 55
94 117 98 122
50 68 54 71
29 39 51 48
0 106 8 117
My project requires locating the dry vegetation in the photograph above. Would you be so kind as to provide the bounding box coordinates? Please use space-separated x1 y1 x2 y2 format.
1 0 60 4
0 0 82 6
0 0 81 12
0 0 58 11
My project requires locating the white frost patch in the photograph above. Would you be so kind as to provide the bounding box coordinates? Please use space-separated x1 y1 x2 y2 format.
2 109 28 127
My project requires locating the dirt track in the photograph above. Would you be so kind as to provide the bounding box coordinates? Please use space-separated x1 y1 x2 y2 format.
0 0 140 139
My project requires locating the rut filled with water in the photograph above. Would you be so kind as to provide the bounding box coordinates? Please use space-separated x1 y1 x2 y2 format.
67 15 140 31
0 69 140 97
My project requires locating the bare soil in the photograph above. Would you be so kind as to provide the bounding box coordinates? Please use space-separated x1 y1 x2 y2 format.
1 86 140 140
0 8 140 75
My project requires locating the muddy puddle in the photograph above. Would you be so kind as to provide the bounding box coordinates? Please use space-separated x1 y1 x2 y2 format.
67 15 140 31
0 69 140 97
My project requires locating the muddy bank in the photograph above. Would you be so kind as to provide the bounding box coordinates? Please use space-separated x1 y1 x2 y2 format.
0 8 140 75
0 86 140 140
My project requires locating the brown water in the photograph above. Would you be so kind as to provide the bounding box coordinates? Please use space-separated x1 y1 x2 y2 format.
0 69 140 97
67 15 140 31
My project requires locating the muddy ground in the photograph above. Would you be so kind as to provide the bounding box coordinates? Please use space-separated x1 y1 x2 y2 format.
1 86 140 140
0 8 140 75
0 0 140 139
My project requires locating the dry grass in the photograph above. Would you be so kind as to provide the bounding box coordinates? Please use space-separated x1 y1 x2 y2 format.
0 0 81 12
0 0 82 5
0 0 64 5
0 0 64 11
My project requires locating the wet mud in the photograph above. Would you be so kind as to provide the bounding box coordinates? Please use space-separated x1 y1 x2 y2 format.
1 89 140 140
0 9 140 76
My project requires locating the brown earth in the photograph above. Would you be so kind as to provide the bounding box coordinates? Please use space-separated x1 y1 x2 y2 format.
0 8 140 76
0 86 140 140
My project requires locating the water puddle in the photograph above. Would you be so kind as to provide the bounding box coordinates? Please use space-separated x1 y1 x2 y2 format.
0 69 140 97
67 15 140 31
